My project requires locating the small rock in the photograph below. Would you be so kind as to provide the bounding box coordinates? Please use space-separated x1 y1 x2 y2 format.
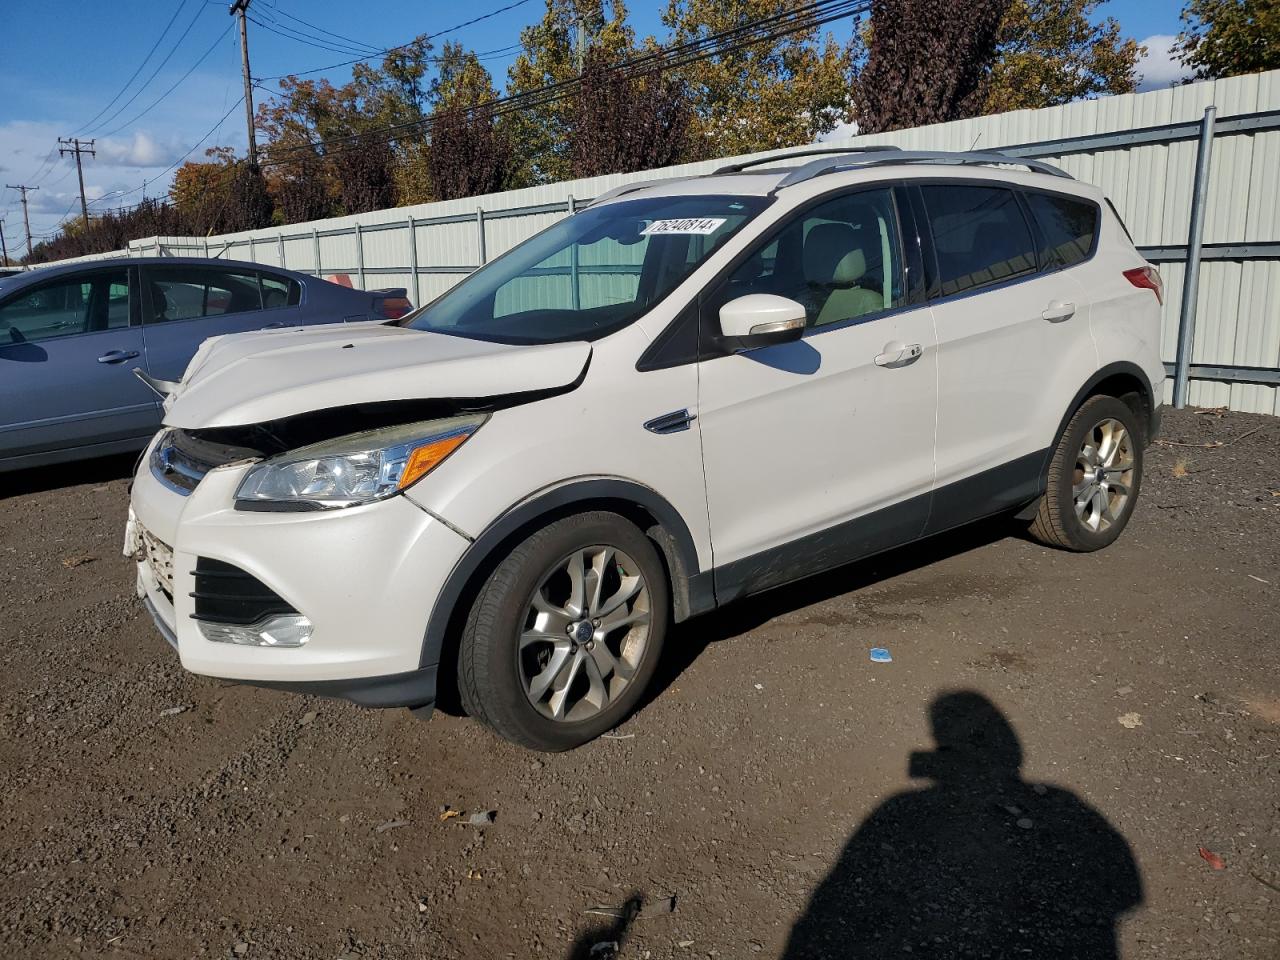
1032 784 1048 796
1118 712 1143 729
233 942 248 956
1016 818 1034 830
159 705 188 717
299 711 317 726
467 810 497 826
1116 685 1134 696
375 819 411 833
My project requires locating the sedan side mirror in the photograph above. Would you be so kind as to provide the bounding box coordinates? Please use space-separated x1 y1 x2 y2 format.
718 294 806 351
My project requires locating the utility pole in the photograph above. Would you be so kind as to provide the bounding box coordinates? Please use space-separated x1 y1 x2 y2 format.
58 137 96 225
230 0 258 168
575 15 586 74
5 184 37 256
0 219 8 266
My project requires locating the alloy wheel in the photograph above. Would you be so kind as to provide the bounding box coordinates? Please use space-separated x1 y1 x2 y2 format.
1072 417 1134 533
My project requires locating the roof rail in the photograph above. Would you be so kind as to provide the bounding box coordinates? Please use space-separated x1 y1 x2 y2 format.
773 150 1073 190
584 176 701 208
714 145 901 175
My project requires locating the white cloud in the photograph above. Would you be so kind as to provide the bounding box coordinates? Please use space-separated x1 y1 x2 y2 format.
817 119 860 143
1137 34 1193 91
96 131 186 169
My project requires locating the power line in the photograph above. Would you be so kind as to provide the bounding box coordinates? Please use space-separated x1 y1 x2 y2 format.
265 4 384 56
248 13 375 58
73 0 193 135
265 0 867 165
86 1 210 135
260 0 534 80
99 23 236 139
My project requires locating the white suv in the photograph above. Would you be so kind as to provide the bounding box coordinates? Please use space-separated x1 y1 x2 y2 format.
126 149 1165 751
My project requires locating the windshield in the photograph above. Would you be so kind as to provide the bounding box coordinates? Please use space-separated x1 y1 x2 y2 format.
399 194 769 344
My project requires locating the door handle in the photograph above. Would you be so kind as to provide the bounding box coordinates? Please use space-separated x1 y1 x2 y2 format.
874 342 923 367
1042 300 1076 322
97 350 140 364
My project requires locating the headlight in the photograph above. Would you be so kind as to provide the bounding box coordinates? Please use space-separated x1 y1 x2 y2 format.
235 414 486 510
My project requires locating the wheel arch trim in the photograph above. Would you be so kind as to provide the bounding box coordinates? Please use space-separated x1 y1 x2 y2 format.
418 477 706 669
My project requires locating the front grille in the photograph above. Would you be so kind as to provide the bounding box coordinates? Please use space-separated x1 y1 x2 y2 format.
151 430 262 495
190 557 299 625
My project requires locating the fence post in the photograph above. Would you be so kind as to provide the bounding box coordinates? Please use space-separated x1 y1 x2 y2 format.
476 208 487 266
355 221 366 288
1173 105 1217 409
277 232 286 268
247 234 255 264
311 227 321 277
407 215 420 305
568 194 580 310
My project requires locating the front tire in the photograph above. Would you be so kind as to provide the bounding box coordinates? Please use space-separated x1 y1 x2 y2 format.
1028 395 1144 552
457 511 668 752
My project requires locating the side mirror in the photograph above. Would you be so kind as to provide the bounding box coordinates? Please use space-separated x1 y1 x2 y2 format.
718 294 806 351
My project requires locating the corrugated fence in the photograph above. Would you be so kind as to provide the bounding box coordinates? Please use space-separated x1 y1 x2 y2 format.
46 69 1280 414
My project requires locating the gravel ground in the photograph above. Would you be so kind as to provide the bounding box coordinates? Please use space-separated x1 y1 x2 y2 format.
0 406 1277 960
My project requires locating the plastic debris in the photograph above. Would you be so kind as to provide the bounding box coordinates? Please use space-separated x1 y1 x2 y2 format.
159 705 188 717
1199 847 1226 870
467 810 497 826
439 807 461 822
869 648 893 663
375 819 411 833
1118 712 1143 729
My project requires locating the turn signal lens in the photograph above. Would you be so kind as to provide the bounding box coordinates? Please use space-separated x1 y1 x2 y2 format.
399 432 471 490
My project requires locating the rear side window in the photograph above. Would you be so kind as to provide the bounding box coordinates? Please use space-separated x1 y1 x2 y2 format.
260 273 301 309
146 268 263 323
1026 192 1099 269
921 185 1037 297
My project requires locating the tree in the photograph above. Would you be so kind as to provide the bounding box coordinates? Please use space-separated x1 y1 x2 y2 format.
504 0 638 186
425 43 509 201
855 0 1013 134
570 49 694 177
984 0 1142 112
662 0 855 156
1173 0 1280 80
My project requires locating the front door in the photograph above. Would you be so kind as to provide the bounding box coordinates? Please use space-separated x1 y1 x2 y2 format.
695 186 939 602
0 266 159 463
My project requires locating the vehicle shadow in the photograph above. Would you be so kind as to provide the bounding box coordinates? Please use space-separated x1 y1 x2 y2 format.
0 451 138 500
781 691 1143 959
644 517 1016 710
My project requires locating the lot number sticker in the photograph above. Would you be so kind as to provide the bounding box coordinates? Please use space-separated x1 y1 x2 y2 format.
642 218 727 236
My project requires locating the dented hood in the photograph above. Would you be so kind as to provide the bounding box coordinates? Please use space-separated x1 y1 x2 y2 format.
162 321 592 428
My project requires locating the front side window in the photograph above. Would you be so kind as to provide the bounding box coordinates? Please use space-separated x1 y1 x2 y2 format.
921 185 1037 297
147 268 263 323
0 270 129 344
717 187 905 329
1026 192 1099 270
399 195 769 344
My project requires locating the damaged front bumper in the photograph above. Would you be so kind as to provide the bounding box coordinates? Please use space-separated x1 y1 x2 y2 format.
125 433 469 709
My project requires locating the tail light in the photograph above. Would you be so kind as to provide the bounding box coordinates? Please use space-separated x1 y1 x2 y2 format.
373 295 413 320
1123 265 1164 305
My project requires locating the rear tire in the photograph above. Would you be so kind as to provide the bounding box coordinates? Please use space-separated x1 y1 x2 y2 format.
457 511 668 752
1028 395 1144 552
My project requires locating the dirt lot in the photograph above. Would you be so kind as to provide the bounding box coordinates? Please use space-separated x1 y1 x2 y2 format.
1 407 1277 960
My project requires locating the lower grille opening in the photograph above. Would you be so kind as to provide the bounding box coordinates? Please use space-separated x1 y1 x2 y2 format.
190 557 299 625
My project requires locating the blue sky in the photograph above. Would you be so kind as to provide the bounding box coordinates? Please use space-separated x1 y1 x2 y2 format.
0 0 1189 253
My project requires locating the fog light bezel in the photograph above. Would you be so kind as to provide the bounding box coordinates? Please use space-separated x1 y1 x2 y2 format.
195 613 314 648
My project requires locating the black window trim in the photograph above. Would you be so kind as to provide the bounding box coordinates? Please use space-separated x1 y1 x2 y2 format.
637 180 921 371
257 270 304 310
140 264 266 325
911 177 1103 309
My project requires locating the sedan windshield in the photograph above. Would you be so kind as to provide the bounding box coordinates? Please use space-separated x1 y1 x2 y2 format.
399 194 769 344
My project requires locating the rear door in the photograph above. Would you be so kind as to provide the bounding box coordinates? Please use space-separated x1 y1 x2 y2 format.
139 264 301 382
0 267 158 462
918 181 1098 533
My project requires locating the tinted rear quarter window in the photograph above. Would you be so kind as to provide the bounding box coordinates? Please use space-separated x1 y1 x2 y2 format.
1026 192 1099 269
921 185 1037 297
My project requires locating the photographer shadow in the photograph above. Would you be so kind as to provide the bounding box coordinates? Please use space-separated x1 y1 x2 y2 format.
783 691 1142 959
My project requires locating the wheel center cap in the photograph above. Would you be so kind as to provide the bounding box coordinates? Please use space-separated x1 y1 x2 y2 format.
572 621 594 643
